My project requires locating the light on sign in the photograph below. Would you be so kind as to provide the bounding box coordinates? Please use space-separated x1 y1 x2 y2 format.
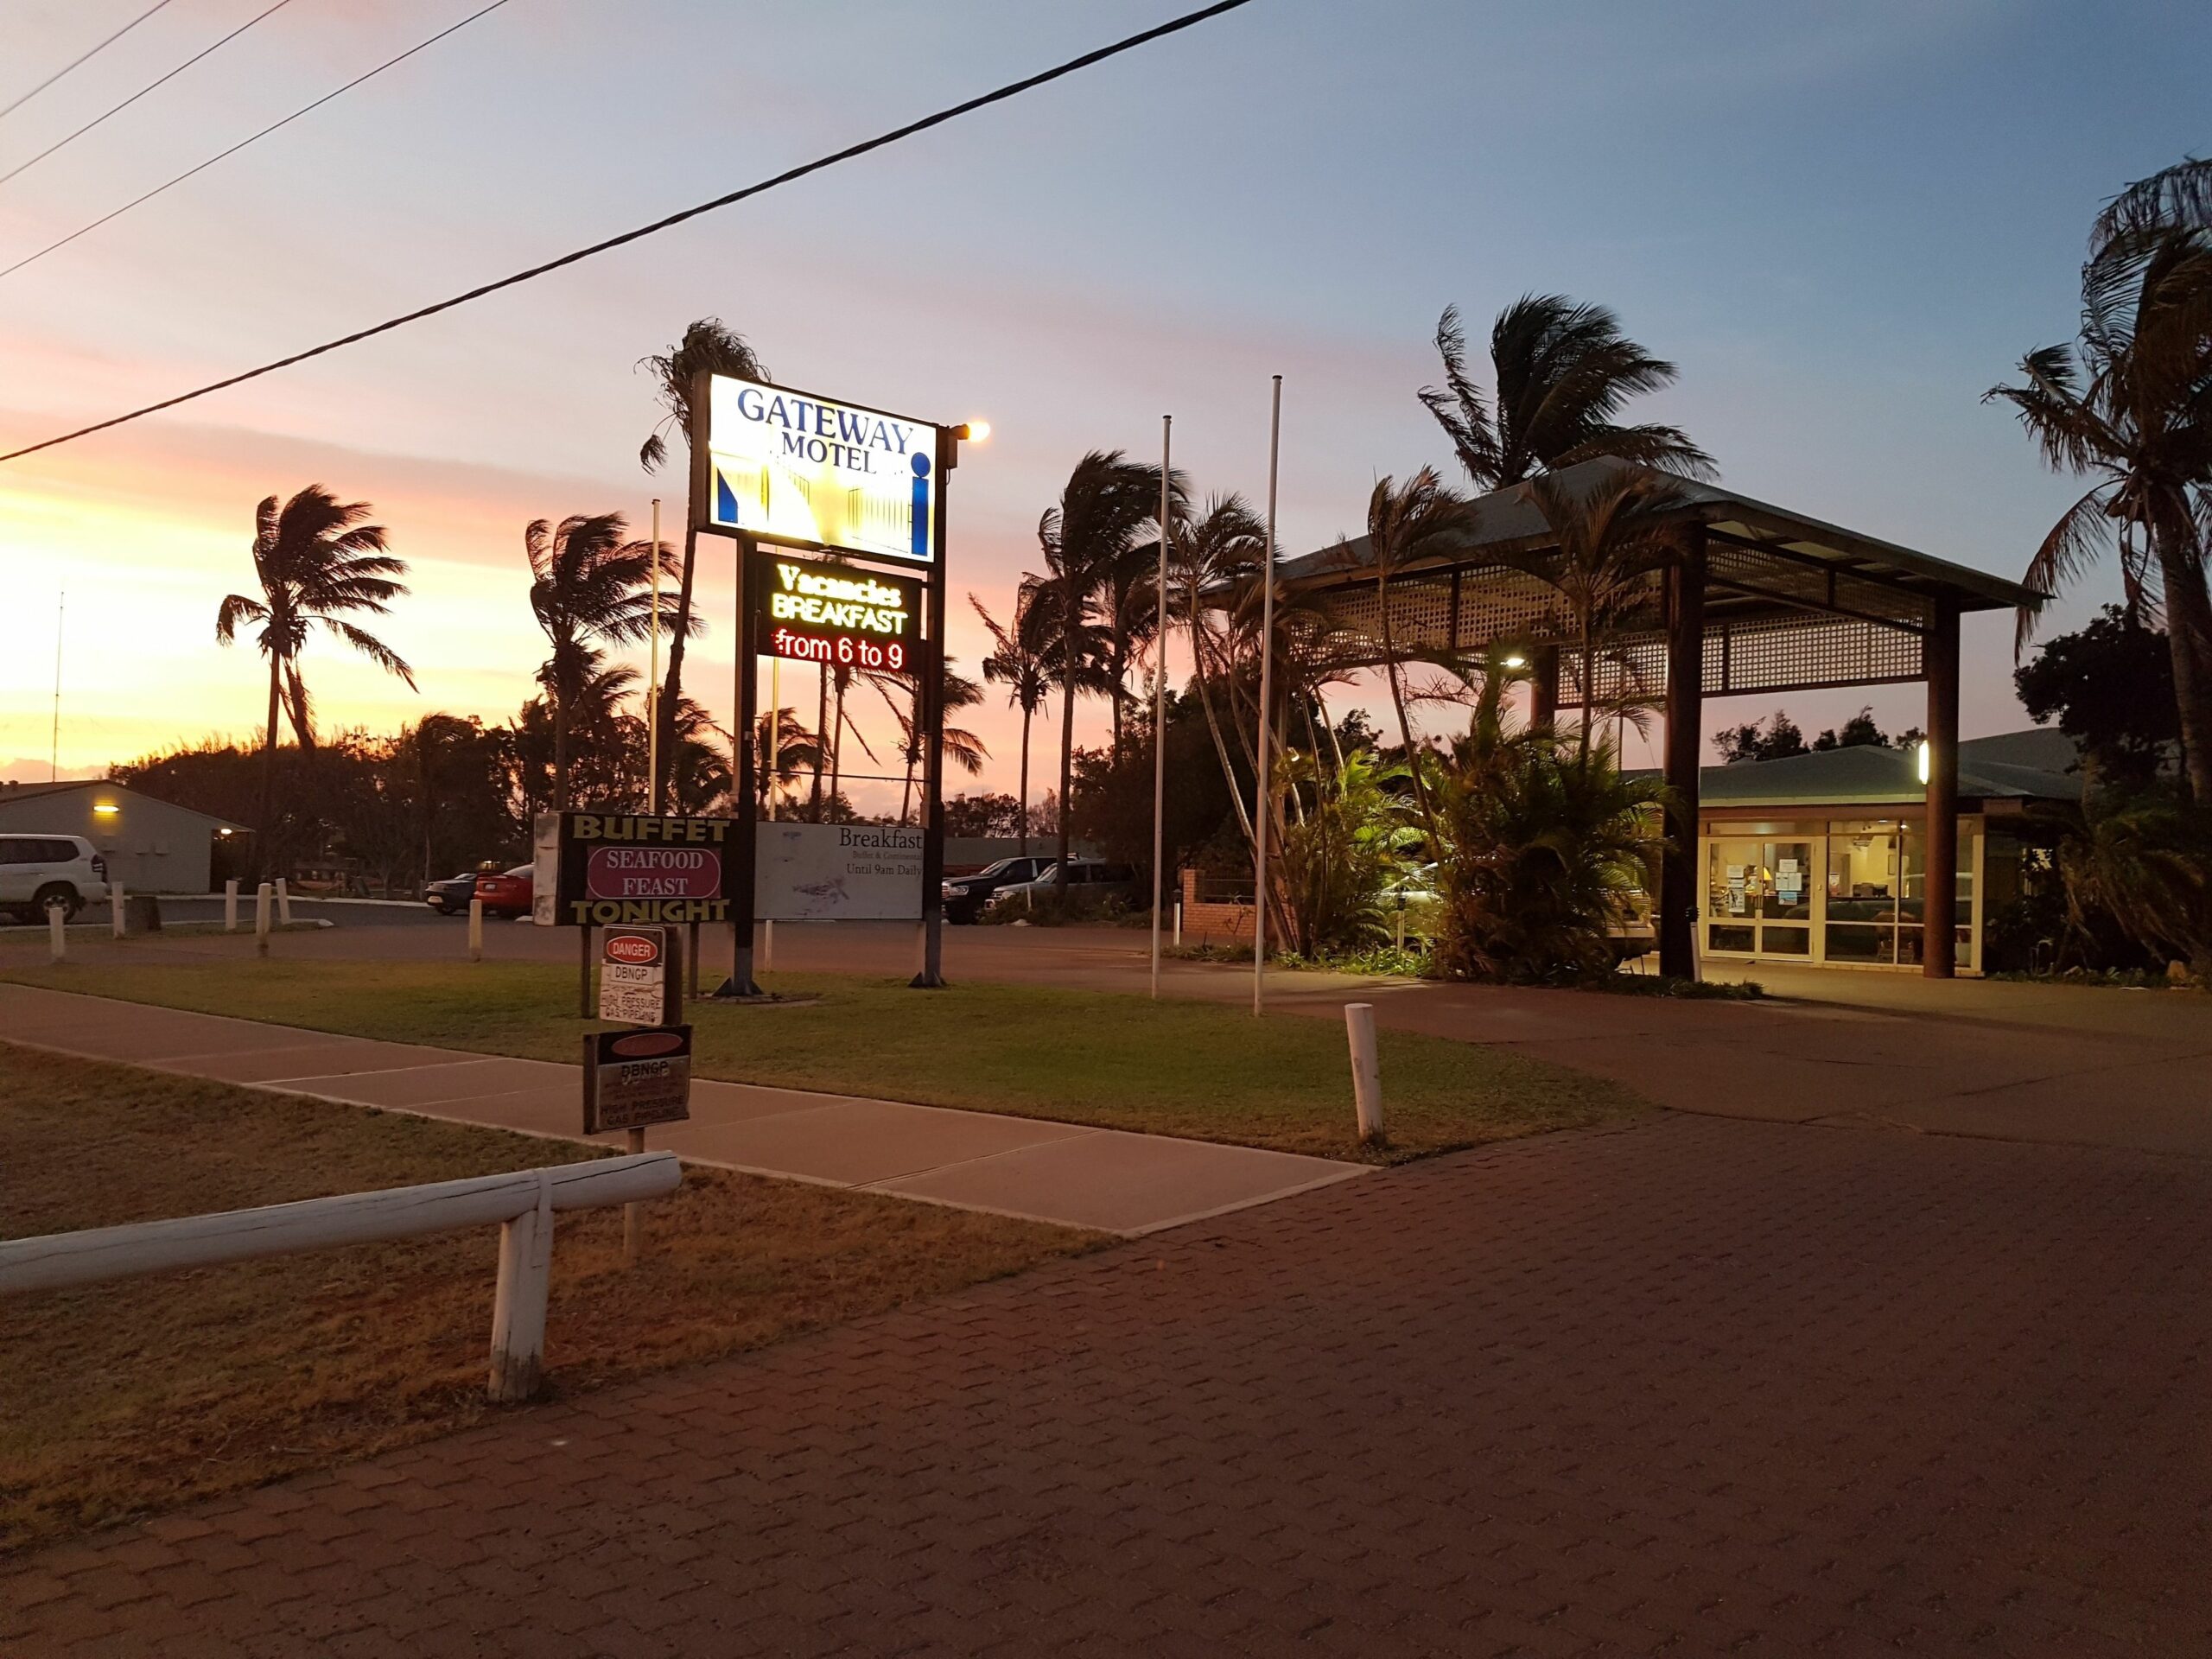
704 375 940 565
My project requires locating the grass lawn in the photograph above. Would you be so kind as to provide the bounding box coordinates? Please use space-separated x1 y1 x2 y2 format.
0 1043 1091 1553
3 959 1644 1160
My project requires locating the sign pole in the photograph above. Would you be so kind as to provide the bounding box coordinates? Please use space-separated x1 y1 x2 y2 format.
716 533 762 996
1253 374 1281 1017
912 426 953 988
579 922 593 1019
646 497 662 800
1151 414 1171 1001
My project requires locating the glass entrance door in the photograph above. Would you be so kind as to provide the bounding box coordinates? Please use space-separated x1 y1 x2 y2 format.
1706 837 1819 958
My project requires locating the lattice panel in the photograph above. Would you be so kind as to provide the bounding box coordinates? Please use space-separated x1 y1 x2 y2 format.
1553 615 1927 706
1707 541 1930 629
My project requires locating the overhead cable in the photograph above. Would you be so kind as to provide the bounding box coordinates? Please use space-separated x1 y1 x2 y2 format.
0 0 1258 465
0 2 177 123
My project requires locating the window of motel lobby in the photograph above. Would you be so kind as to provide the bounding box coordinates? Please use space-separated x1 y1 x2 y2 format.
1701 817 1980 971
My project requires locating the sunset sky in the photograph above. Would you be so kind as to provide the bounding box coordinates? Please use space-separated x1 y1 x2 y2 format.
2 0 2205 799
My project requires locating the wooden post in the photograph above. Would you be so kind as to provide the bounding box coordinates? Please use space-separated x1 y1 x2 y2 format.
274 877 293 927
1923 599 1961 979
111 884 125 940
223 878 238 933
487 1174 554 1402
1173 899 1181 949
467 897 484 963
1659 526 1707 980
578 923 593 1019
254 881 272 958
623 1127 646 1265
762 917 774 973
1530 643 1560 730
687 919 701 1000
1344 1002 1383 1144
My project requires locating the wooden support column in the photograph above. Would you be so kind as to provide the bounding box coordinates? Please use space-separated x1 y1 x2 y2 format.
1529 644 1560 731
1923 600 1961 979
1659 526 1707 980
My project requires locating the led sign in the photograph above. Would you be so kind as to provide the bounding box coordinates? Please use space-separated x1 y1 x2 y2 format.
753 551 925 676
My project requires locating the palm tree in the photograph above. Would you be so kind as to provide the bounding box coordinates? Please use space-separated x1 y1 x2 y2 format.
216 486 414 874
972 591 1050 852
1173 494 1269 853
878 659 988 824
638 318 768 810
1418 296 1715 491
524 512 683 810
1507 467 1688 756
747 705 823 813
1347 468 1478 855
1035 450 1164 889
1986 223 2212 800
1096 469 1189 763
668 697 734 815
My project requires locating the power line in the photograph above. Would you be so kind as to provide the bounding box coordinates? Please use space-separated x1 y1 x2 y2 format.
0 0 1259 466
0 0 300 191
0 0 513 282
0 1 176 123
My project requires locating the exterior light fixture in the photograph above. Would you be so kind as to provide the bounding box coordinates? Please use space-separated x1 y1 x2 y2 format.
92 801 119 817
955 419 990 442
218 827 234 837
1502 653 1527 669
1916 739 1931 785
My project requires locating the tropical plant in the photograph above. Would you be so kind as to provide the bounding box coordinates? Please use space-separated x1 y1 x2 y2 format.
523 512 682 810
747 704 823 814
1272 747 1422 957
1503 467 1688 753
876 659 988 824
667 697 733 815
1033 450 1166 889
972 590 1051 852
1347 467 1475 855
1986 202 2212 800
215 485 415 872
1417 296 1715 491
1430 654 1668 982
1172 493 1269 855
2056 789 2212 980
638 318 768 810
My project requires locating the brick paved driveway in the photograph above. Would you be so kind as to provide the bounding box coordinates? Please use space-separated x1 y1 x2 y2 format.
9 1114 2209 1656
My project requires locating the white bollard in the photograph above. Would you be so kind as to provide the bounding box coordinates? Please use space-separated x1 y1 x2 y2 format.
763 918 775 972
255 881 273 957
1173 899 1181 948
467 897 484 963
274 877 293 926
48 901 67 964
111 884 126 940
1344 1001 1384 1145
224 878 239 933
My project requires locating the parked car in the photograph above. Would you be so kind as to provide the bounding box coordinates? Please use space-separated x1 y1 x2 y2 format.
473 865 534 919
423 868 490 914
985 860 1141 913
0 833 109 922
941 855 1053 923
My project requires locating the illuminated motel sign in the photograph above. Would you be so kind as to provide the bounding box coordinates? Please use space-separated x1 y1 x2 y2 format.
704 376 941 566
753 552 925 676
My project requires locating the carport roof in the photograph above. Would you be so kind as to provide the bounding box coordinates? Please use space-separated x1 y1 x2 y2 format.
0 779 249 832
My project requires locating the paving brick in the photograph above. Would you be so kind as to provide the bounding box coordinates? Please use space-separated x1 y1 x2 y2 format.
7 1116 2212 1656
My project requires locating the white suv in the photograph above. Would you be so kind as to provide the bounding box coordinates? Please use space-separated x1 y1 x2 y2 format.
0 834 110 922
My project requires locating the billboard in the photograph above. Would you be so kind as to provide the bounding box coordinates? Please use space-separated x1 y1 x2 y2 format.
703 374 938 566
534 812 737 927
753 550 924 676
756 822 924 921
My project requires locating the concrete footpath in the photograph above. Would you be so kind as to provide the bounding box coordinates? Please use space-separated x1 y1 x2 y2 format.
0 983 1363 1236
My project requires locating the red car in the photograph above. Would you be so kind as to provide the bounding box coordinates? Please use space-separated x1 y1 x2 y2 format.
473 865 533 919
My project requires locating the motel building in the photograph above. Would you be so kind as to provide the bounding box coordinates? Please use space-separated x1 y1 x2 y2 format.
1277 458 2052 981
1674 728 2075 974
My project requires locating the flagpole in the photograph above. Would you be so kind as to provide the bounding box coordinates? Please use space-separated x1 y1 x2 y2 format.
1150 414 1171 1000
1254 375 1281 1017
646 498 662 805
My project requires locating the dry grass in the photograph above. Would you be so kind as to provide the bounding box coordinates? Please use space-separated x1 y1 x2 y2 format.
0 1043 1094 1553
